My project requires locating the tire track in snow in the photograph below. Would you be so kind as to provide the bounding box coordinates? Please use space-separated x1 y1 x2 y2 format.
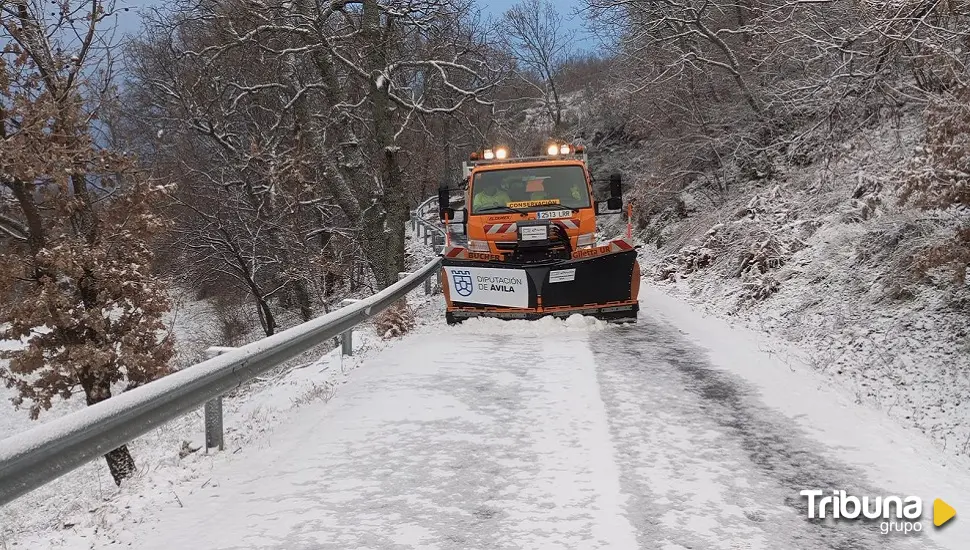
590 317 939 549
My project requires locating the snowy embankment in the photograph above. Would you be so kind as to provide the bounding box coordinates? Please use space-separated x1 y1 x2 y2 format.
628 114 970 463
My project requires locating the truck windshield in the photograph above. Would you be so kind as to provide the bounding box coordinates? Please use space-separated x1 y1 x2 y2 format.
470 165 590 214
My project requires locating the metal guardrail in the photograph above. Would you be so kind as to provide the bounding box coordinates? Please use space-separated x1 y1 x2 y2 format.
411 195 446 248
412 192 468 248
0 205 445 507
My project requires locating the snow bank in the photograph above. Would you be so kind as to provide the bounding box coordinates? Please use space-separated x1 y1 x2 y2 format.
448 313 609 335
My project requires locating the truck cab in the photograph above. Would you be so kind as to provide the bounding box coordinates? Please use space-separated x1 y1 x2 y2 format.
439 144 623 263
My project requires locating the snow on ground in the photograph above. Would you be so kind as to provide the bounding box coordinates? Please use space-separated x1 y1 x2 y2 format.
164 286 224 369
126 315 642 550
28 287 966 549
451 313 608 335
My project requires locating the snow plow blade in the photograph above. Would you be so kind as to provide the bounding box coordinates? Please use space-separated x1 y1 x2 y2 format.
441 246 640 324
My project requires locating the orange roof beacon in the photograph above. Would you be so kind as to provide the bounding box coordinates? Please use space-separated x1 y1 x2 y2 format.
437 143 641 325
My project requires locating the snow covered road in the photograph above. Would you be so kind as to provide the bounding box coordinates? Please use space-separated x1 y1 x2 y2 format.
125 289 970 549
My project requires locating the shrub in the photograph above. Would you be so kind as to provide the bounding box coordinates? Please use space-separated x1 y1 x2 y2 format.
374 300 416 339
899 85 970 284
654 246 715 281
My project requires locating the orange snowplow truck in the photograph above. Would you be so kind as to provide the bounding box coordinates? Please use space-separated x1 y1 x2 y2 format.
437 143 641 324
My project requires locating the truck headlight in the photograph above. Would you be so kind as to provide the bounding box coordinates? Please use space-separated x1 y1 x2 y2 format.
467 239 490 252
577 233 596 248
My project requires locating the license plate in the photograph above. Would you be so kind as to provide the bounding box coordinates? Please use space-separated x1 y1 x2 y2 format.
519 226 548 241
535 210 573 220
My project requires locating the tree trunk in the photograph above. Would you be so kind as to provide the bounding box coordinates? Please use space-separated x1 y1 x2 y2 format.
7 178 46 255
79 371 136 485
307 5 400 290
324 271 341 296
546 70 563 130
362 0 403 289
70 173 99 244
383 148 407 284
254 292 277 336
293 278 314 322
736 0 750 44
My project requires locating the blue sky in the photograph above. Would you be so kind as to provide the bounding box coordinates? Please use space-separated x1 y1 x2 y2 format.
474 0 588 30
478 0 594 50
112 0 594 51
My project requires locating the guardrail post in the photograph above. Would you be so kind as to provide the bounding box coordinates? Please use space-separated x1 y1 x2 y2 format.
436 268 442 294
203 346 234 453
423 228 430 246
204 398 223 452
339 299 360 356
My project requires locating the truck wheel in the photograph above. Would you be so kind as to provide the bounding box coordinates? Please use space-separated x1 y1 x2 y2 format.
446 312 460 325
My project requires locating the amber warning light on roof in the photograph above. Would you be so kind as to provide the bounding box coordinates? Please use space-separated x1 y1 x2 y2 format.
546 142 583 156
472 147 509 161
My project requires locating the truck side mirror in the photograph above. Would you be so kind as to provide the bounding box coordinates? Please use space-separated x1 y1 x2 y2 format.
595 198 623 214
609 173 622 199
438 187 453 220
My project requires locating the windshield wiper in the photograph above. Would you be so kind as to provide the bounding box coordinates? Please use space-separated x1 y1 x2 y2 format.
477 205 529 215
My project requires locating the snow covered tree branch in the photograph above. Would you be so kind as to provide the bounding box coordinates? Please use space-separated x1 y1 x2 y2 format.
124 0 506 294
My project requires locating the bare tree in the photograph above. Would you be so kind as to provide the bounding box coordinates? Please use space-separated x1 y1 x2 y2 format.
0 0 175 484
502 0 575 130
123 0 505 303
581 0 969 195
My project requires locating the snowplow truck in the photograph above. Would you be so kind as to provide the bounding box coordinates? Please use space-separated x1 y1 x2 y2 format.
437 143 641 324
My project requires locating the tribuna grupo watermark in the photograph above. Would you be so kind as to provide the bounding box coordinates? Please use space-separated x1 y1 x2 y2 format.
800 490 923 535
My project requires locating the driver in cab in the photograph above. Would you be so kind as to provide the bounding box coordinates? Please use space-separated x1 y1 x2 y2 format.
474 181 511 210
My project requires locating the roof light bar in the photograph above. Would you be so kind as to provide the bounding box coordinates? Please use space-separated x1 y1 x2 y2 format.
546 142 580 156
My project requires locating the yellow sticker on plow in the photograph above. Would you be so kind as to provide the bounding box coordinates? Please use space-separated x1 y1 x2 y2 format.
507 199 560 208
